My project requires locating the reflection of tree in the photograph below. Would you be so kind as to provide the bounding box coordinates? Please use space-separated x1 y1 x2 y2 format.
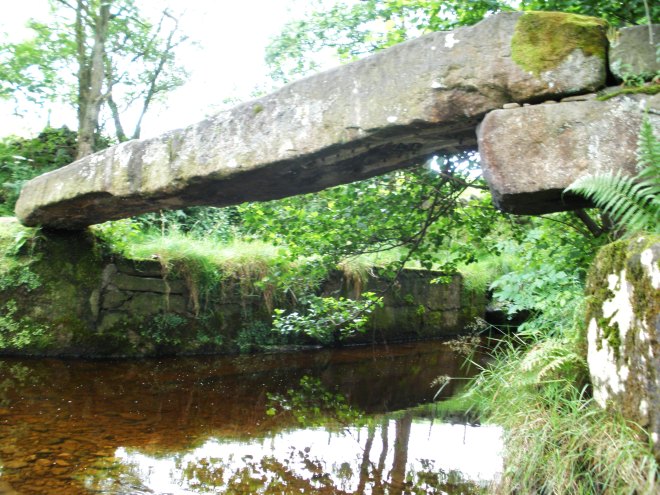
168 432 489 495
389 412 412 494
266 376 364 429
356 424 375 493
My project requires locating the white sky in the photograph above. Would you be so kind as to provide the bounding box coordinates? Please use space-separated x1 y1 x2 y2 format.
0 0 336 138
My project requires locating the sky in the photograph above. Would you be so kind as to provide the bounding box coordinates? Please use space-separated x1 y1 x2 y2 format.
0 0 335 138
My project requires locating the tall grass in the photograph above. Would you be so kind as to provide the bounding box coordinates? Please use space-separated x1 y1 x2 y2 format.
446 326 658 494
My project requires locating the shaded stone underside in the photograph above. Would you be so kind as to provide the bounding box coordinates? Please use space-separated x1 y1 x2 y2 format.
15 11 608 229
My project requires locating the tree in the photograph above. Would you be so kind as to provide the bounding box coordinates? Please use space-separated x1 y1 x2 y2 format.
0 0 189 158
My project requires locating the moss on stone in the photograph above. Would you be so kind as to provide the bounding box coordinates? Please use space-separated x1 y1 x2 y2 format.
597 84 660 101
511 11 608 77
585 235 660 357
626 241 660 331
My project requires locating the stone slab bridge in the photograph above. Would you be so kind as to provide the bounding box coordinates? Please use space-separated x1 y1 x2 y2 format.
15 11 660 230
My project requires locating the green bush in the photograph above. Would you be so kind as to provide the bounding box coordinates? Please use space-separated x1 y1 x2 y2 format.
0 127 76 215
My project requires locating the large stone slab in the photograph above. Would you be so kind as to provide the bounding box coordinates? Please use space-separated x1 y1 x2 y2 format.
586 236 660 460
477 93 660 214
609 24 660 81
15 11 607 229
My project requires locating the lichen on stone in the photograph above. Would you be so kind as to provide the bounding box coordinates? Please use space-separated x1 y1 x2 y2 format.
586 235 660 357
511 11 608 77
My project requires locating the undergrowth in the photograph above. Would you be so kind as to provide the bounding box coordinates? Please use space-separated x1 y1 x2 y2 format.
438 216 658 493
443 329 658 494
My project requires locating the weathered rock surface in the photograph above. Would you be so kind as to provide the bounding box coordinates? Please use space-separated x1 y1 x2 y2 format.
586 236 660 459
609 25 660 80
15 11 607 229
478 92 660 214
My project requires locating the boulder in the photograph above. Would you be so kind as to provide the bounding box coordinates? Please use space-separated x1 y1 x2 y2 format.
15 11 607 229
586 236 660 459
609 25 660 81
477 92 660 214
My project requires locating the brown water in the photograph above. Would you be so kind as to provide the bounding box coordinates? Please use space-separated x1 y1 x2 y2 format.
0 341 502 494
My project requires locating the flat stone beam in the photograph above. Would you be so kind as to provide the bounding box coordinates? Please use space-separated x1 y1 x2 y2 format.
16 11 607 229
478 93 660 214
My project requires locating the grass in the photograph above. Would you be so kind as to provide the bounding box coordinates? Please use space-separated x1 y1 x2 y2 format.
441 329 658 494
458 253 516 293
121 232 298 313
100 215 514 302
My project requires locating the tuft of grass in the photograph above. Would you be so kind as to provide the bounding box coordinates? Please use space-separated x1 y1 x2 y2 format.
121 233 290 313
442 331 658 494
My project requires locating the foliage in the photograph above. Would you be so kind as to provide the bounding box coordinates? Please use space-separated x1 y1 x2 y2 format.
139 312 223 350
266 375 363 428
566 118 660 235
609 61 660 87
0 222 49 350
0 221 42 292
445 333 658 494
132 206 241 244
239 157 506 335
235 321 288 353
266 0 513 83
273 292 382 345
0 0 189 154
240 156 499 275
266 0 657 84
0 127 76 214
0 299 49 349
489 214 604 337
519 0 657 26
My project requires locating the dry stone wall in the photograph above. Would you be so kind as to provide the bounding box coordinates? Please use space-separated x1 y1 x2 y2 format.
0 221 484 358
323 269 485 344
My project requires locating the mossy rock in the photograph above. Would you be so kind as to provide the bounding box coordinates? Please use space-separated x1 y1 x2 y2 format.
585 234 660 460
511 11 608 77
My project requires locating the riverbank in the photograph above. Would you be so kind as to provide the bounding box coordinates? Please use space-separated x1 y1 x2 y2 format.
0 217 487 357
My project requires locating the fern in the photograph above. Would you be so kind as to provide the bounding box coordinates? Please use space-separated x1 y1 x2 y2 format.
521 338 587 382
636 118 660 194
566 118 660 235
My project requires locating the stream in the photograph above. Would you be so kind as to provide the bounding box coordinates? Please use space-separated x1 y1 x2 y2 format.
0 341 502 494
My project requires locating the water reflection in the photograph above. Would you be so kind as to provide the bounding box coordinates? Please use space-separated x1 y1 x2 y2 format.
112 419 501 494
0 341 502 494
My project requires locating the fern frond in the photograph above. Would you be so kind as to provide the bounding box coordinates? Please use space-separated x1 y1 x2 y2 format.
566 172 659 234
521 339 586 381
566 117 659 234
637 118 660 181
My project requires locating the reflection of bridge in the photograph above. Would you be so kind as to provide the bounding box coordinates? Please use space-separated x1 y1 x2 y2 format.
15 12 658 230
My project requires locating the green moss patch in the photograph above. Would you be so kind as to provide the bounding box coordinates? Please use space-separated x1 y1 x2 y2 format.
597 84 660 101
511 11 608 77
585 235 660 357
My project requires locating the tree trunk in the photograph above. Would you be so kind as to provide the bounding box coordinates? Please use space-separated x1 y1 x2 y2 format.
107 92 127 142
75 0 88 129
76 1 111 159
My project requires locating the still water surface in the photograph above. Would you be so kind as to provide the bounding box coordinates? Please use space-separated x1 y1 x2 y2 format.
0 341 502 494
